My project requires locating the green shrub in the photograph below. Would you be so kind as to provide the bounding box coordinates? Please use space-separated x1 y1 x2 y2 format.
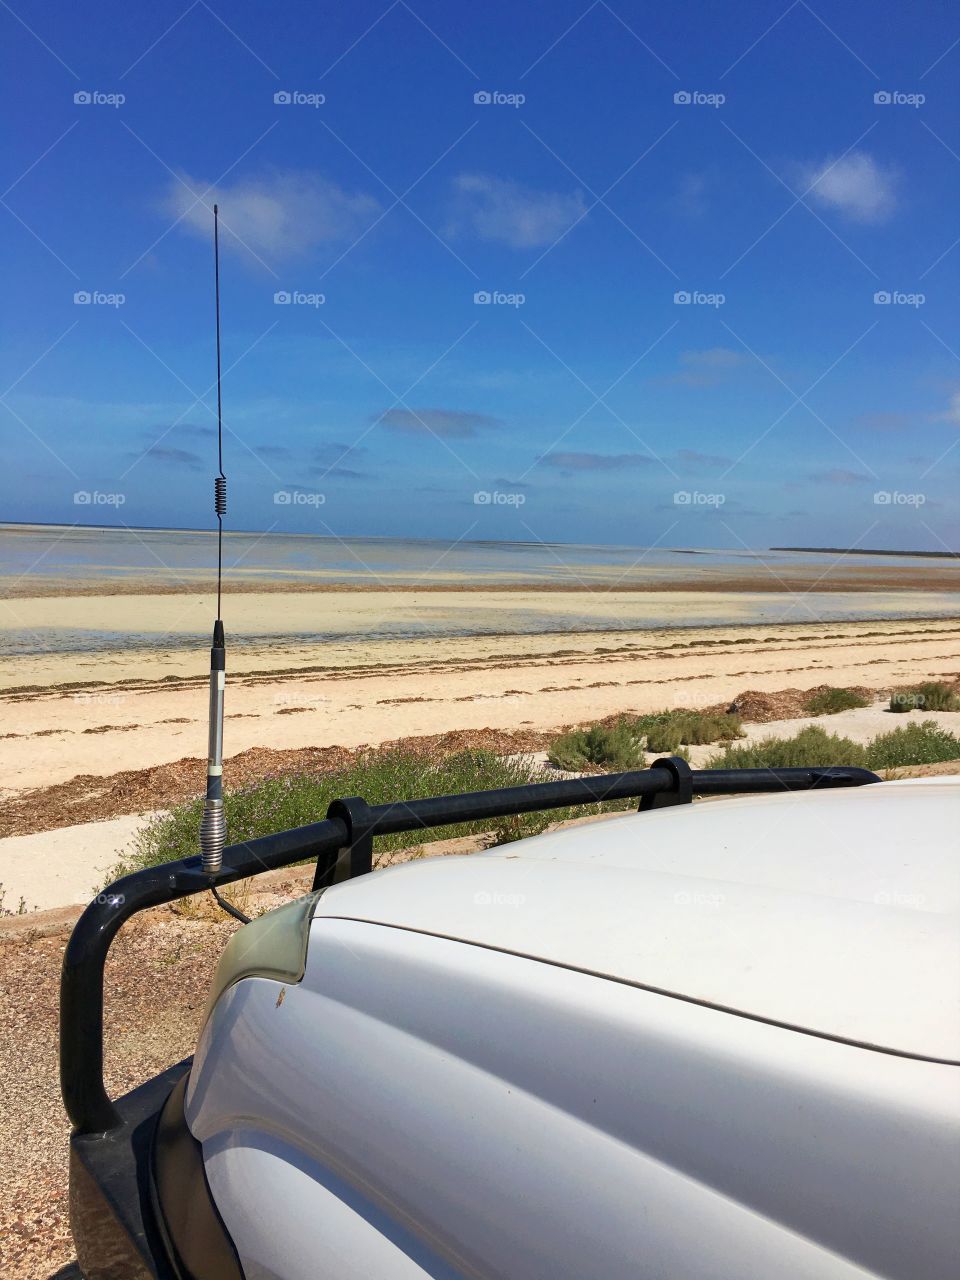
112 747 633 878
866 721 960 769
549 709 743 767
547 717 645 771
645 711 743 753
889 682 960 713
708 720 960 771
707 725 868 769
804 687 871 716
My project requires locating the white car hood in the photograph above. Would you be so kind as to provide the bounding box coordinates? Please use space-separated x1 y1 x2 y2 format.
315 780 960 1062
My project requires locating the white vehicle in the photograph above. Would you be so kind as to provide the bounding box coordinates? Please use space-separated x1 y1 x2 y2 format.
61 762 959 1279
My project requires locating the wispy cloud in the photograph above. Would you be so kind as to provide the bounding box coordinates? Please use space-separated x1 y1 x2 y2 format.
670 347 749 387
672 172 709 218
309 442 369 479
165 170 381 263
140 422 214 440
853 411 913 432
936 390 960 425
255 443 292 459
809 468 873 485
800 152 897 223
450 173 587 248
378 407 501 438
539 451 654 471
141 445 203 469
324 467 368 480
674 448 733 469
313 441 368 459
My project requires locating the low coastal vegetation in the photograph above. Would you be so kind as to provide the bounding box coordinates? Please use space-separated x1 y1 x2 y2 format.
112 705 960 878
547 717 646 772
803 687 872 716
708 721 960 771
889 681 960 713
547 710 742 771
112 747 632 875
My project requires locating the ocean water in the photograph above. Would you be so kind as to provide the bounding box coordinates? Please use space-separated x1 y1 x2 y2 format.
2 523 952 587
2 525 958 658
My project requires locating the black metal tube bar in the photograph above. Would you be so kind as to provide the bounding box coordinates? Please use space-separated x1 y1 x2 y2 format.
364 767 675 834
60 816 349 1134
683 766 879 793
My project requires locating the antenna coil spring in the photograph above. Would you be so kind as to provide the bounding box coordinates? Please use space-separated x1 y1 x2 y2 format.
214 474 227 516
200 799 226 873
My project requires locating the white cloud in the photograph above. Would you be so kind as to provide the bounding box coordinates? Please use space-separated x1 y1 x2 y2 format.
937 390 960 425
165 170 381 263
668 347 749 387
451 173 587 248
800 152 897 223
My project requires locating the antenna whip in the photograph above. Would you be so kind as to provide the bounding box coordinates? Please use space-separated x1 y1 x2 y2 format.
200 204 227 875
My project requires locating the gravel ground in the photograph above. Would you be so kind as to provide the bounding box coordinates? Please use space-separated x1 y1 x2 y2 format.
0 900 251 1279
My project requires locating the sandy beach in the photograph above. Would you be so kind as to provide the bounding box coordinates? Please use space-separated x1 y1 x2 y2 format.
4 602 959 794
3 547 959 912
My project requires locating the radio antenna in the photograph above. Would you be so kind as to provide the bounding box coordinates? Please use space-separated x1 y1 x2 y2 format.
200 204 227 877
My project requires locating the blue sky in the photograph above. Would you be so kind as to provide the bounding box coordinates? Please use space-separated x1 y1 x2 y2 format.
2 0 958 551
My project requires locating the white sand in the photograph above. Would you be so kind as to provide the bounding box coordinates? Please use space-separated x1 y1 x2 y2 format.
2 616 958 792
